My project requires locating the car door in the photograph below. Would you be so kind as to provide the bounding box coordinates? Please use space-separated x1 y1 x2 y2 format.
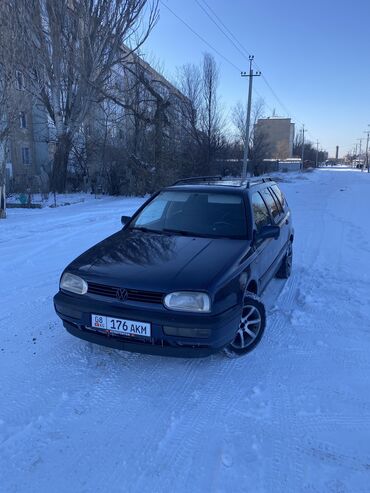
270 184 291 249
250 191 276 291
268 185 291 258
259 187 289 272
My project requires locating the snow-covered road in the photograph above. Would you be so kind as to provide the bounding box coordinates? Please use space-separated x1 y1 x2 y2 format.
1 170 370 492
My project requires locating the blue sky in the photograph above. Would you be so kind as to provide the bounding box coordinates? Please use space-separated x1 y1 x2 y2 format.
144 0 370 157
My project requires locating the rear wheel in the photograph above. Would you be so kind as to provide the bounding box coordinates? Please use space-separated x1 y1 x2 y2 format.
276 241 293 279
223 293 266 357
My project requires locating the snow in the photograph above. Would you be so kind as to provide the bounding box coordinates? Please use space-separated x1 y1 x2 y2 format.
1 169 370 492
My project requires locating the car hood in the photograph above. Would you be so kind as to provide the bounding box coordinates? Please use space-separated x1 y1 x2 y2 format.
68 229 251 292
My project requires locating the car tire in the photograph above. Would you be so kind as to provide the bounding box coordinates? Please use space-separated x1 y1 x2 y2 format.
223 292 266 358
276 241 293 279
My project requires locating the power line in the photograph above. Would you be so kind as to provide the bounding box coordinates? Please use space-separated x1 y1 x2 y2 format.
160 1 275 115
196 0 317 142
161 1 320 147
197 0 252 59
194 0 274 111
197 0 294 119
159 1 241 72
193 0 278 115
194 0 252 61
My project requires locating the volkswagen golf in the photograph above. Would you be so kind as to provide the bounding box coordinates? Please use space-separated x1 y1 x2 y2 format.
54 176 293 358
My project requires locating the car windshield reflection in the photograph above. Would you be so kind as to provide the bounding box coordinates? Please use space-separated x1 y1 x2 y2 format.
130 191 248 239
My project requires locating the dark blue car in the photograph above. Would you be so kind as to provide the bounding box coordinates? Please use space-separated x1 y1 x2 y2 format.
54 176 293 357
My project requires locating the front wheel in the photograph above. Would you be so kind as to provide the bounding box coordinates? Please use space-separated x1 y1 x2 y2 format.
223 293 266 357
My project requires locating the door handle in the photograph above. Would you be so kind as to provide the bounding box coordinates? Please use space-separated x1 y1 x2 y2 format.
285 219 289 225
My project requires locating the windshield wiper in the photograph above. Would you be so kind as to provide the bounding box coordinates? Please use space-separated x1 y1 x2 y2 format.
131 227 207 237
132 226 242 240
130 226 194 236
130 226 163 234
162 228 202 237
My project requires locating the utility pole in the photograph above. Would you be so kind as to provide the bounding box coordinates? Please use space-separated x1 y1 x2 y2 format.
300 125 306 170
357 138 363 166
241 56 261 180
364 127 370 173
315 140 319 168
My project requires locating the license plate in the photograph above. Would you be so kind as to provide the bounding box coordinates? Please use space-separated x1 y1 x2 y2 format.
91 314 151 338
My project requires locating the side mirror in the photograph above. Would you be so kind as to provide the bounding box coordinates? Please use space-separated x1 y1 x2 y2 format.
256 225 280 241
121 215 131 226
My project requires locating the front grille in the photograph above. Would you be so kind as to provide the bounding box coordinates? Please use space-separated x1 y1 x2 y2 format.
88 282 164 304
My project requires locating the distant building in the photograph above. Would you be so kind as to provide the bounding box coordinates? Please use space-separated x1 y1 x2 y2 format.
255 117 295 160
7 100 50 192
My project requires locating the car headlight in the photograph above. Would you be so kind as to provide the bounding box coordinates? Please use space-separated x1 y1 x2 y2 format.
164 292 211 313
60 272 88 295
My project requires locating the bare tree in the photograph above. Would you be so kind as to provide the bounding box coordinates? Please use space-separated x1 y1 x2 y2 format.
0 1 24 218
293 136 326 166
176 63 202 141
102 53 180 185
231 98 270 174
0 63 12 218
175 63 203 175
6 0 158 192
176 53 225 176
232 97 265 147
249 130 271 166
125 60 171 181
200 54 225 172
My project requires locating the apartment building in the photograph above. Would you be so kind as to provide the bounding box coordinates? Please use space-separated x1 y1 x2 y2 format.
255 117 295 160
3 70 50 192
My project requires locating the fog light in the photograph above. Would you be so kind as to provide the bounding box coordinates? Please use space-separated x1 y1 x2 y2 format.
163 326 211 339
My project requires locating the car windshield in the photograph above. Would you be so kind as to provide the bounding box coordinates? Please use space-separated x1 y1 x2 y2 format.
130 190 247 239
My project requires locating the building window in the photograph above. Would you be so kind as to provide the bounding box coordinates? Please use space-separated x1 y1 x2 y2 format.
16 71 25 90
20 112 27 129
21 147 31 165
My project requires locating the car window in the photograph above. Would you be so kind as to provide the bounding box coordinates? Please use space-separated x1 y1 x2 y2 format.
271 184 286 211
269 187 283 214
134 197 168 225
252 193 272 232
260 188 280 221
131 191 248 238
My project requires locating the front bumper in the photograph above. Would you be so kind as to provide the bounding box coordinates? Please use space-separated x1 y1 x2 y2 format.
54 291 241 358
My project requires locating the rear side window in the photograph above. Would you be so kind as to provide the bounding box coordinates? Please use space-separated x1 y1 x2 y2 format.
271 184 286 210
252 193 271 231
260 188 280 220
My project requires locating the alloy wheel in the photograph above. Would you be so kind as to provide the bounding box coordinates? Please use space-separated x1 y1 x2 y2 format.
231 304 262 349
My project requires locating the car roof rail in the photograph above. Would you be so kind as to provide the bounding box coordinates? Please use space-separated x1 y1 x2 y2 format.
171 175 223 186
246 176 274 188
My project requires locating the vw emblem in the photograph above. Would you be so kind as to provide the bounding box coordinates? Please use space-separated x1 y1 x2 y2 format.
116 288 128 301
